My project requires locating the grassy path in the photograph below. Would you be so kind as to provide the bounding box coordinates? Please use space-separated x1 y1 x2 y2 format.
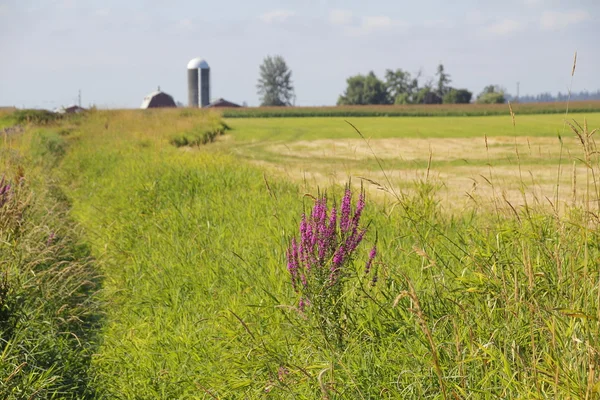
56 111 317 397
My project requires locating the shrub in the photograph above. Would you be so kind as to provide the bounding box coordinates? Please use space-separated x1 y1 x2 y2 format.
170 123 226 147
477 91 506 104
12 109 62 125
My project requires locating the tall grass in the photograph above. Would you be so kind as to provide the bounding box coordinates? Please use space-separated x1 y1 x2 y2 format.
0 136 101 398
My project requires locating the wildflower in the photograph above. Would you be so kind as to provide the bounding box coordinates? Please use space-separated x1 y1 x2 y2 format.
298 297 307 312
340 188 352 233
332 244 345 267
47 231 56 246
365 245 377 274
277 366 289 383
353 193 365 226
286 187 376 310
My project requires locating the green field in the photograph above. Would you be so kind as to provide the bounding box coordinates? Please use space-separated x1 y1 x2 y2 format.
1 108 600 398
220 100 600 118
225 114 575 141
226 114 600 212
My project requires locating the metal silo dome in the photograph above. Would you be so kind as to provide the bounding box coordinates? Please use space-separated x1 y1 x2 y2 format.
187 57 209 70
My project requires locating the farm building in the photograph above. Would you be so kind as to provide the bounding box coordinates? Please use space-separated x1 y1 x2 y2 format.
140 89 176 108
206 98 241 108
55 105 86 114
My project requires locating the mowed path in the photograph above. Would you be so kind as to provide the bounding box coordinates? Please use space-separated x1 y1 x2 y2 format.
225 114 600 211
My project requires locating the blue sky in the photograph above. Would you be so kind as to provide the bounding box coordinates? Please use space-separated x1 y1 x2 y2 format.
0 0 598 108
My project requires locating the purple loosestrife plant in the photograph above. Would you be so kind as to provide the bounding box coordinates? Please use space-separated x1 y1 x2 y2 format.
285 187 377 346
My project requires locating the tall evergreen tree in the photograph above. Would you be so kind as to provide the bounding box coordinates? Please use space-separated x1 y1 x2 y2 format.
257 55 295 106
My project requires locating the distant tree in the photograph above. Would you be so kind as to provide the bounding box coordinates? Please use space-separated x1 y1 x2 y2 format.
257 55 295 106
435 64 452 97
384 69 420 104
337 72 389 105
394 93 411 105
506 89 600 103
415 86 442 104
443 88 473 104
476 85 506 104
535 92 553 102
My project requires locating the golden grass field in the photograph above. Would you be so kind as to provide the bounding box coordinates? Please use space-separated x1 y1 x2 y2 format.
224 113 600 213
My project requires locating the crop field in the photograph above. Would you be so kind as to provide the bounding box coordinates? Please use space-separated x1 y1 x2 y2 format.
226 114 600 212
221 100 600 118
1 108 600 398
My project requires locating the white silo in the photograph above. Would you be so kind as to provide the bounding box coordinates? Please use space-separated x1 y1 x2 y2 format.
187 57 210 107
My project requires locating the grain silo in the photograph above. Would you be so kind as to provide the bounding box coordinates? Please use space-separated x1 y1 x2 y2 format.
187 57 210 107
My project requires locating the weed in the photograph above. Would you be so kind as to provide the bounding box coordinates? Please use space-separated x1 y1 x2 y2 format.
286 187 376 347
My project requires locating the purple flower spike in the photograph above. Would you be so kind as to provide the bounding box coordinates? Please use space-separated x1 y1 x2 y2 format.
365 245 377 274
328 206 337 234
340 188 352 233
333 245 345 268
352 193 365 227
46 231 56 247
312 197 327 226
299 297 306 312
300 214 309 243
347 228 367 254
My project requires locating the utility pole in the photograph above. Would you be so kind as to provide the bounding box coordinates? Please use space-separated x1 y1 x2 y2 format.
78 89 81 107
516 82 520 102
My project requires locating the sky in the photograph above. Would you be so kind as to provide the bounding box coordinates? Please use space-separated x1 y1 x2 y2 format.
0 0 599 109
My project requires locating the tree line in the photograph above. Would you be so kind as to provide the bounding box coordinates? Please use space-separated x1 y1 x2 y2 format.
256 55 570 107
336 64 507 106
507 90 600 103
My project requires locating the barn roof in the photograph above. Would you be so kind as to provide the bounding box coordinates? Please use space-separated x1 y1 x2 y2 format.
206 98 241 108
140 91 176 109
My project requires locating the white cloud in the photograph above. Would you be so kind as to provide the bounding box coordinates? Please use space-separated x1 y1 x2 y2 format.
362 16 393 30
329 9 353 26
423 19 454 29
329 13 405 37
95 8 111 17
487 19 521 35
525 0 543 5
540 9 590 30
177 18 195 31
57 0 76 9
349 16 406 36
260 10 295 24
465 10 485 25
